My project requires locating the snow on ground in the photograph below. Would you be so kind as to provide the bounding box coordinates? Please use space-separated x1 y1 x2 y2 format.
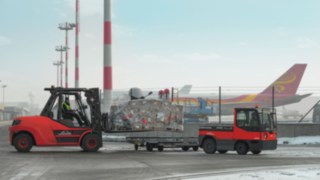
185 166 320 180
278 136 320 145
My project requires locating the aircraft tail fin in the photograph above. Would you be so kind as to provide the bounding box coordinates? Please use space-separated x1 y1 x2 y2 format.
179 85 192 95
260 64 307 96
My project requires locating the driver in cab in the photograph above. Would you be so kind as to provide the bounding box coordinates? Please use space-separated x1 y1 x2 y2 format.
62 96 83 126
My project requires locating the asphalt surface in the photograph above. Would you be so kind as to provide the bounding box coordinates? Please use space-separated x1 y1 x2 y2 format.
1 121 320 180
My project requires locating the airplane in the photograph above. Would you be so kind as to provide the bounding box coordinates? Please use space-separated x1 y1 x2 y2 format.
174 64 312 115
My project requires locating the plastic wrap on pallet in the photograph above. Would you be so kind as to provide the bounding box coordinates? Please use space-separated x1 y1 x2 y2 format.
110 99 184 131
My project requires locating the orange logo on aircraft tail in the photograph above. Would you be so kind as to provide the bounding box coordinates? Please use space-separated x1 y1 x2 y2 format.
273 73 296 93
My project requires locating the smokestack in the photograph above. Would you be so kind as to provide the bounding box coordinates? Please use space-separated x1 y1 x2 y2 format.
75 0 80 88
103 0 112 112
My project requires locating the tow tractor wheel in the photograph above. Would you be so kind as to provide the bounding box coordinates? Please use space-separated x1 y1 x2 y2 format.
235 142 248 155
192 146 199 151
81 134 100 152
251 150 261 155
182 147 189 151
202 138 216 154
13 133 33 152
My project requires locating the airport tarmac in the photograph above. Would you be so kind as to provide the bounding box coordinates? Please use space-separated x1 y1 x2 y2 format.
1 121 320 180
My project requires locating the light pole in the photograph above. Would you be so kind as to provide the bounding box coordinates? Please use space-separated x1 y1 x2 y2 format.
59 22 75 88
53 61 62 87
75 0 80 88
2 85 7 109
55 45 68 87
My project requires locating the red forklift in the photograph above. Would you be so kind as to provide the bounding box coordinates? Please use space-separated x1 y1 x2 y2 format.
199 108 277 155
9 87 108 152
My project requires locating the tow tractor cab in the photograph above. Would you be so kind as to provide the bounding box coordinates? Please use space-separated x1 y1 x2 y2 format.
9 87 108 152
199 107 277 155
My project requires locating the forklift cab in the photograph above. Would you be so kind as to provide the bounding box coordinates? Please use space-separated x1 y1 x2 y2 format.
41 87 108 131
43 89 90 127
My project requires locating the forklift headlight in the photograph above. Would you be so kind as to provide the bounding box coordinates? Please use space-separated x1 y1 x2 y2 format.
12 119 21 126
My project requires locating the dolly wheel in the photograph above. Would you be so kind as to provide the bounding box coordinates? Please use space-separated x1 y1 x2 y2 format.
158 146 164 152
192 146 199 151
146 143 153 152
182 147 190 151
251 150 261 155
134 144 139 151
218 150 228 154
81 134 101 152
13 133 33 152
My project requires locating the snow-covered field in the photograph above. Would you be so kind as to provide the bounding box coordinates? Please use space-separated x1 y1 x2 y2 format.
185 166 320 180
278 136 320 145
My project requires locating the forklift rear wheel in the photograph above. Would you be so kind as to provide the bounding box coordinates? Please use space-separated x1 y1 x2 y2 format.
81 134 100 152
192 146 199 151
13 133 33 152
235 142 248 155
182 147 189 151
202 138 216 154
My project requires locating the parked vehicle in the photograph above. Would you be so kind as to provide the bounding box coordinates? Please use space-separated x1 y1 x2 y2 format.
199 108 277 155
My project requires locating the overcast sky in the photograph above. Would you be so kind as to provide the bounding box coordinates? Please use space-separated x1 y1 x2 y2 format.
1 0 320 106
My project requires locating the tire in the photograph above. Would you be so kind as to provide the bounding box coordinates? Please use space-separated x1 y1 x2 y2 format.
202 138 216 154
192 146 199 151
218 150 228 154
81 134 101 152
235 142 248 155
13 133 33 152
146 143 153 152
158 146 164 152
182 147 189 151
251 150 261 155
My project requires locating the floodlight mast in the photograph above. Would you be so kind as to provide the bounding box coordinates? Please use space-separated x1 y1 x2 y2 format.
53 61 62 87
75 0 80 88
58 22 75 88
55 45 68 87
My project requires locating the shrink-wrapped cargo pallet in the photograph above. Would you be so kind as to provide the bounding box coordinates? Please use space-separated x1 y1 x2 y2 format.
110 99 184 132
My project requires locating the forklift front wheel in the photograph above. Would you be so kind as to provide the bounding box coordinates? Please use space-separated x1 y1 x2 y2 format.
81 134 100 152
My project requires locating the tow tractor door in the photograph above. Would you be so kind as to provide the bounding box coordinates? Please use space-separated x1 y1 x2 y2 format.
233 108 261 140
